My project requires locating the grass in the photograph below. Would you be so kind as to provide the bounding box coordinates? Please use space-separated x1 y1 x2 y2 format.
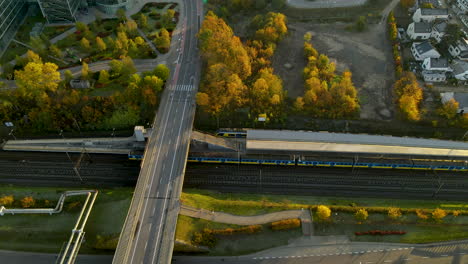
182 188 468 214
41 26 74 40
0 186 133 253
174 215 302 255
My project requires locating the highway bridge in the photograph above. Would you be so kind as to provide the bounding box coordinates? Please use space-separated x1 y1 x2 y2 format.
112 0 202 263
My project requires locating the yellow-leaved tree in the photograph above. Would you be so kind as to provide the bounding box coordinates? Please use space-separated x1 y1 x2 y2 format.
15 62 61 102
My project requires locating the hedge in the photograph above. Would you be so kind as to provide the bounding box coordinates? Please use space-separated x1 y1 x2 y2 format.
271 218 301 230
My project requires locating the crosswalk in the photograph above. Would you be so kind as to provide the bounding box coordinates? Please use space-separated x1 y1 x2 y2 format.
174 84 194 91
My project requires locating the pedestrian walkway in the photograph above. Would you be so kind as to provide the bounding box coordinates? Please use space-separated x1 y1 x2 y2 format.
179 205 313 236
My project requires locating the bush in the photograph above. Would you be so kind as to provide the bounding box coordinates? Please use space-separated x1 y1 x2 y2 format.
355 208 368 222
432 208 447 222
21 196 35 208
355 230 406 236
388 207 402 220
94 234 119 250
453 210 460 217
207 225 262 235
192 229 217 247
0 195 14 206
316 205 331 221
66 201 82 211
416 209 429 220
271 218 301 230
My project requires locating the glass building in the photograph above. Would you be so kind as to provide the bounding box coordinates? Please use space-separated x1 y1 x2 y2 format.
36 0 85 24
0 0 28 57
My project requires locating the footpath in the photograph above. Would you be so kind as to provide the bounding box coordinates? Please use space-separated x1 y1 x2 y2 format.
179 204 313 236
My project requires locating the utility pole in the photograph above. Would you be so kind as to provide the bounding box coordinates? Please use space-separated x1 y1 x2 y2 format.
60 129 83 183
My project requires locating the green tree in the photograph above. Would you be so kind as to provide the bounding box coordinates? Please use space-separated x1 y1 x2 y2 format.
116 8 127 22
64 70 73 84
154 28 171 53
354 208 368 222
153 64 170 81
76 22 89 32
316 205 331 221
139 13 148 29
96 36 107 52
161 9 175 28
122 56 137 76
109 59 124 76
355 16 367 32
49 45 63 58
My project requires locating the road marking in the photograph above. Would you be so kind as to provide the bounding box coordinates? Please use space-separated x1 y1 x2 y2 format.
144 241 148 251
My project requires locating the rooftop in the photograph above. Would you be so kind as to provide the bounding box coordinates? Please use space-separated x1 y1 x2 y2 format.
414 22 432 33
420 8 449 16
414 41 437 54
430 57 448 68
433 21 448 32
452 60 468 75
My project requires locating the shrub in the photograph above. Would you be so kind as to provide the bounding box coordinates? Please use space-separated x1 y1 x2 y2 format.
208 225 262 235
21 196 35 208
355 230 406 236
271 218 301 230
66 201 82 211
0 195 14 206
432 208 447 221
94 234 119 250
388 207 402 220
316 205 331 221
192 229 217 247
354 208 368 222
416 209 429 220
453 210 460 217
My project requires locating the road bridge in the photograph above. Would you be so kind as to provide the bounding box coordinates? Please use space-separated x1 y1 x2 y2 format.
112 0 202 263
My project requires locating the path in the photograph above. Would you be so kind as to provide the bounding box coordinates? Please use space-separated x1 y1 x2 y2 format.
286 0 366 9
380 0 401 24
180 205 313 235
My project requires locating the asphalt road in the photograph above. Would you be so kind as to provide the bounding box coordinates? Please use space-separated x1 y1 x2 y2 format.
114 0 202 263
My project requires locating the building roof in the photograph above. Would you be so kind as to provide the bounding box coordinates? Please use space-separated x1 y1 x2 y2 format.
420 8 449 16
460 50 468 58
246 130 468 158
433 21 447 32
415 41 437 55
452 60 468 75
454 93 468 108
430 57 448 68
414 22 432 33
419 0 439 6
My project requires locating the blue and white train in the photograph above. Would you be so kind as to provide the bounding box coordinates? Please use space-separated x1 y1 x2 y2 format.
128 154 468 172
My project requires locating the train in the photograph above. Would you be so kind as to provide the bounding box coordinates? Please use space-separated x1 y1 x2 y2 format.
128 154 468 172
215 130 247 138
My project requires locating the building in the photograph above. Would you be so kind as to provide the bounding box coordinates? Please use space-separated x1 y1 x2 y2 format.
430 21 447 43
0 0 28 57
441 92 468 113
421 57 450 82
449 39 468 60
413 8 449 23
94 0 136 15
37 0 85 24
407 22 432 40
411 41 441 61
451 60 468 80
457 0 468 12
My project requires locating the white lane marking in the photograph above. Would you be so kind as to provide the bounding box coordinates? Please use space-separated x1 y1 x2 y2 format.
144 241 148 251
129 81 176 264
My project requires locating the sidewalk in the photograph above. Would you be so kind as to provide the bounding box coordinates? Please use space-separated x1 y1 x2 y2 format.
179 205 313 236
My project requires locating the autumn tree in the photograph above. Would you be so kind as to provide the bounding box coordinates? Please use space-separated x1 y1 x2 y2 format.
96 36 107 52
253 12 288 44
126 19 139 37
109 59 124 76
122 56 137 77
15 62 61 102
293 97 305 111
64 69 73 84
432 208 447 222
453 210 460 217
355 208 368 222
316 205 331 221
437 98 459 120
49 45 63 58
249 67 285 118
0 195 14 206
154 28 171 53
26 50 42 64
98 69 110 84
416 209 429 220
116 8 127 22
388 207 402 220
161 9 175 28
21 196 35 208
139 13 148 29
80 37 91 52
81 61 89 80
198 11 251 79
394 72 423 121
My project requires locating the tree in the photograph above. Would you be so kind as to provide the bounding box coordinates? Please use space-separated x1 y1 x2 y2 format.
15 62 61 101
98 69 110 84
96 36 107 52
116 8 127 22
21 196 35 208
64 70 73 84
254 12 288 44
0 195 14 206
316 205 331 221
354 208 368 222
161 9 175 28
293 97 305 111
355 16 367 32
304 32 312 42
49 45 63 58
400 0 415 8
126 19 139 37
153 64 170 81
81 61 89 80
109 59 124 76
388 207 402 220
432 208 447 221
272 0 286 10
453 210 460 217
421 3 434 8
139 13 148 29
80 37 91 52
134 36 145 46
394 72 423 121
122 56 137 76
416 209 429 220
26 50 42 63
154 28 171 53
76 22 88 32
437 98 459 119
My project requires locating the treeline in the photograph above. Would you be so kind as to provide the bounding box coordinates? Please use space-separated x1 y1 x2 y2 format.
295 33 360 119
207 0 286 18
0 51 169 133
196 11 288 123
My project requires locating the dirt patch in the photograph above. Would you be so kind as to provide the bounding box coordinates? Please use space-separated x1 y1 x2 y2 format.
272 22 396 120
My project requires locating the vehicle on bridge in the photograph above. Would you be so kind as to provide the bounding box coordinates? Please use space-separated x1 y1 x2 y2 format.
215 129 247 138
128 154 468 171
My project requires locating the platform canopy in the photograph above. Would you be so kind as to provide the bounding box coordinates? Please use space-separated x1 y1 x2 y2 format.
246 130 468 158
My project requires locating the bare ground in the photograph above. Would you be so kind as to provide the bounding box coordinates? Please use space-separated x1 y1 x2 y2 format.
272 22 396 120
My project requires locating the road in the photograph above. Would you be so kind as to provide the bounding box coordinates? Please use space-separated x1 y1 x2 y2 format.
113 0 202 263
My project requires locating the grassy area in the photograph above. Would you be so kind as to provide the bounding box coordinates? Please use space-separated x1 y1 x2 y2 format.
182 189 468 214
41 25 73 40
174 215 302 255
0 186 133 253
